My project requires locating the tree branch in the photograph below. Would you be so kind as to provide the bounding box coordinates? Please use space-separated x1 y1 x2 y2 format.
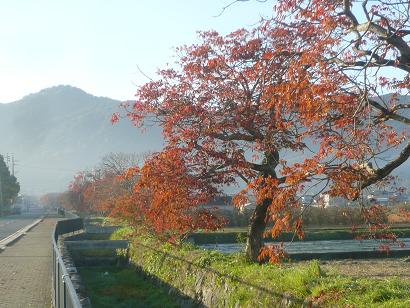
210 132 257 142
359 141 410 191
368 98 410 125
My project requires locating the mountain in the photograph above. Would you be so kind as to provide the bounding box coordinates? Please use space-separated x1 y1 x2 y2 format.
0 85 163 195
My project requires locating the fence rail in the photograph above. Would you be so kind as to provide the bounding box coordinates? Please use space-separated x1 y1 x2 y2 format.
52 218 84 308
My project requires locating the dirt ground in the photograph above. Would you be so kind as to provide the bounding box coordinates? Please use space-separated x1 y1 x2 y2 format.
317 258 410 279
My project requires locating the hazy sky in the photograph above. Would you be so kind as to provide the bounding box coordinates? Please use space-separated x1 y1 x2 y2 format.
0 0 273 103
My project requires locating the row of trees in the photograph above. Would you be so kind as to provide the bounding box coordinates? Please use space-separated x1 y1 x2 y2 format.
64 0 409 262
54 151 226 239
45 153 140 215
0 155 20 215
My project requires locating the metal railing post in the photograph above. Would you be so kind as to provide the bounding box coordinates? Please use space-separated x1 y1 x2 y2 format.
52 217 83 308
52 249 56 307
62 274 67 308
57 260 60 308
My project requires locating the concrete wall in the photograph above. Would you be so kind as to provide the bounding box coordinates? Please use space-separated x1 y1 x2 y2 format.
127 241 312 308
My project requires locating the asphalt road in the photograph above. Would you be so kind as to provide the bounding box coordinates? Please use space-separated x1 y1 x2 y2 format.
0 209 44 241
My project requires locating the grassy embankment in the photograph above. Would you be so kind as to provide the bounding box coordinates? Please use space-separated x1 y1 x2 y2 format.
108 227 410 307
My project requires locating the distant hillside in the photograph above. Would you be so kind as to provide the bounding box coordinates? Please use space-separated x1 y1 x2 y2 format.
373 94 410 189
0 85 163 195
0 86 408 195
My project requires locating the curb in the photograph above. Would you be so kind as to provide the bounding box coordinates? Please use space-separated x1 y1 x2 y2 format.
0 217 44 251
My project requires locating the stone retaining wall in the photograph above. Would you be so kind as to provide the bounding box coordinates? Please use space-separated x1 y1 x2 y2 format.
127 241 313 308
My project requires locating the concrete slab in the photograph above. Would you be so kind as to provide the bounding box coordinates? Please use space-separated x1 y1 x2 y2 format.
0 218 57 308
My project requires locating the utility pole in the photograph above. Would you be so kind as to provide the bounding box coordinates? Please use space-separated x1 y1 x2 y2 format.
11 154 15 177
0 175 3 217
4 153 15 176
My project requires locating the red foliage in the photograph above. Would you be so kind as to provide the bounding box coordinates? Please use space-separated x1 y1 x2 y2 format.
272 0 410 259
258 244 288 264
110 1 409 261
113 149 226 239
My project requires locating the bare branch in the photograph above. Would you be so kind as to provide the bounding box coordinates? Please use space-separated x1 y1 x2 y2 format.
359 141 410 191
368 98 410 125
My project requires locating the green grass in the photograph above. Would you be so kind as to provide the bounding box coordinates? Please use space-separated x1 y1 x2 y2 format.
208 254 410 307
109 226 134 240
78 266 180 308
85 216 121 226
309 276 410 307
111 227 410 307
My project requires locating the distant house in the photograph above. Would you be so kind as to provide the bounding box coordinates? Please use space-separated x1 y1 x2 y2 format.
201 194 256 213
300 195 316 207
201 195 233 211
303 191 409 208
305 194 349 208
367 191 409 206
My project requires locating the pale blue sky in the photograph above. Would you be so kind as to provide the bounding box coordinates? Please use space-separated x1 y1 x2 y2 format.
0 0 273 103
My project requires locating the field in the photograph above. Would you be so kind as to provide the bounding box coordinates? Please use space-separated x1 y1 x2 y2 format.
190 225 410 244
319 258 410 279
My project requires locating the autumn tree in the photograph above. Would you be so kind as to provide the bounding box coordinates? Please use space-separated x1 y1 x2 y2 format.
85 153 143 215
274 0 409 190
40 192 61 210
65 153 142 215
114 1 409 262
110 149 226 239
63 171 92 213
115 20 366 261
99 152 145 176
271 0 410 248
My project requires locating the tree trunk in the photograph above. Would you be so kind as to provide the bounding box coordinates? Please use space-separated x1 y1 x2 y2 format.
245 150 279 262
245 198 271 262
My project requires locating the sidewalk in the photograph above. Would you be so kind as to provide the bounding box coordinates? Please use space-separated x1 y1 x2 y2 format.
0 218 57 308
